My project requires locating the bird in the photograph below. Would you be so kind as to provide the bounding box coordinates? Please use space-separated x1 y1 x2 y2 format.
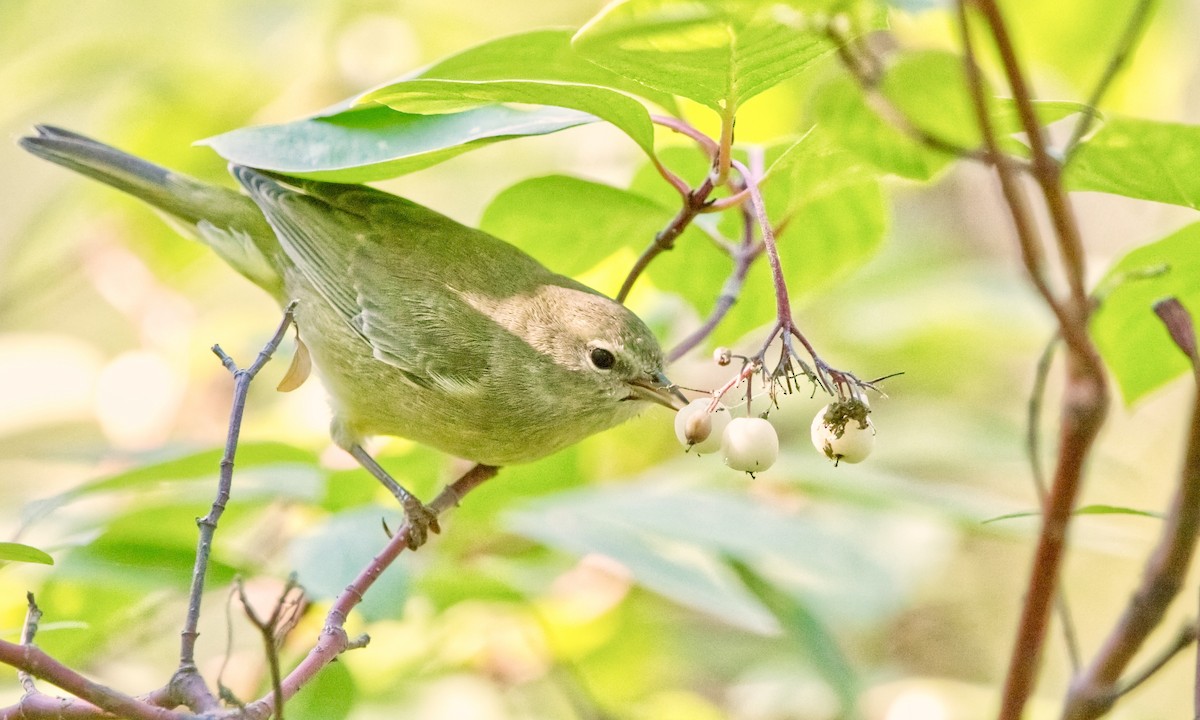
20 125 685 549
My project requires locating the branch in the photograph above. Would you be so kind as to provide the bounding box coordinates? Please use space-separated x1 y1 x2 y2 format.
237 576 304 720
666 197 761 362
1026 337 1084 672
616 116 725 303
1064 0 1160 156
0 640 184 720
954 5 1111 719
241 463 499 719
172 301 297 712
616 177 714 304
1062 300 1200 720
18 593 42 695
971 0 1090 312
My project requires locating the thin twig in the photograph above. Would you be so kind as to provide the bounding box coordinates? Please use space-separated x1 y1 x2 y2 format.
730 157 792 324
667 200 760 362
18 593 42 695
237 576 303 720
176 300 300 710
957 2 1070 333
1064 0 1160 156
616 116 726 304
1062 300 1200 719
652 114 719 155
1115 623 1197 700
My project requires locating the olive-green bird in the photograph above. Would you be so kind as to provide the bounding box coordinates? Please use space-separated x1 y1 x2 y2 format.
20 125 684 548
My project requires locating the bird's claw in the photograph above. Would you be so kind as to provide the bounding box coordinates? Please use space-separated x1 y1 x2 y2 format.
402 501 441 550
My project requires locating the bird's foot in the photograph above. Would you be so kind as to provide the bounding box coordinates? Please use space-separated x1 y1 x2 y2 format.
401 499 441 550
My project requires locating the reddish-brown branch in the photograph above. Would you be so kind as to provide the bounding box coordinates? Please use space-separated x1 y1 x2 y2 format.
241 463 499 719
972 0 1090 311
955 3 1111 718
1061 301 1200 719
955 6 1074 340
615 178 715 304
0 641 185 720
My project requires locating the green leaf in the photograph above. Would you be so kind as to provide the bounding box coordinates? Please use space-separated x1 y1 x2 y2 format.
479 171 776 341
573 0 867 114
880 50 984 150
1067 116 1200 209
507 490 782 635
982 504 1165 524
813 50 1085 180
411 28 679 112
21 442 321 528
762 128 877 204
289 507 411 623
286 655 355 720
775 178 888 294
201 104 596 182
811 72 952 180
1091 223 1200 403
0 541 54 565
761 131 888 293
507 481 947 632
362 79 656 156
729 559 860 714
480 175 667 279
52 503 246 590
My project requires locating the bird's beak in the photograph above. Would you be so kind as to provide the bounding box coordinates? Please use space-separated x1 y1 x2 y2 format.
627 371 688 411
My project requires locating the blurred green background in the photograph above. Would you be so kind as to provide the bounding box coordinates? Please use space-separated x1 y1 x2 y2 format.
3 1 1200 718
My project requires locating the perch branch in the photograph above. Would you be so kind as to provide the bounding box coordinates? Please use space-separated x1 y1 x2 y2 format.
241 463 499 719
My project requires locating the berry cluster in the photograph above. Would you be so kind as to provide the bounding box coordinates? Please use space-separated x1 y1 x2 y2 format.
674 349 877 474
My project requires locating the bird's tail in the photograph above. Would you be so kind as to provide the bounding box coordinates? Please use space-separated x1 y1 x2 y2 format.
19 125 283 296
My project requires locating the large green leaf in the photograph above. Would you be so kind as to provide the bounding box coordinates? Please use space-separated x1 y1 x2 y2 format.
201 104 596 182
507 487 781 634
50 503 248 589
1091 223 1200 403
761 130 888 293
480 174 666 278
730 560 860 713
410 28 679 112
573 0 867 114
814 51 1085 180
811 72 952 181
1067 116 1200 209
21 442 320 528
507 479 948 633
880 50 985 150
362 79 656 156
479 172 773 341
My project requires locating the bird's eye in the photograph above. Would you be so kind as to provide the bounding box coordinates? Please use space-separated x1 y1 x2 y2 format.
589 347 616 370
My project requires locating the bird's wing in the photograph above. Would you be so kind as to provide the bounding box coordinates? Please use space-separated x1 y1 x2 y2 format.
232 166 493 393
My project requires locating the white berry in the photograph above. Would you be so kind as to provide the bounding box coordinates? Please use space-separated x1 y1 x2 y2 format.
675 399 731 454
713 347 732 366
721 417 779 474
811 401 875 465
